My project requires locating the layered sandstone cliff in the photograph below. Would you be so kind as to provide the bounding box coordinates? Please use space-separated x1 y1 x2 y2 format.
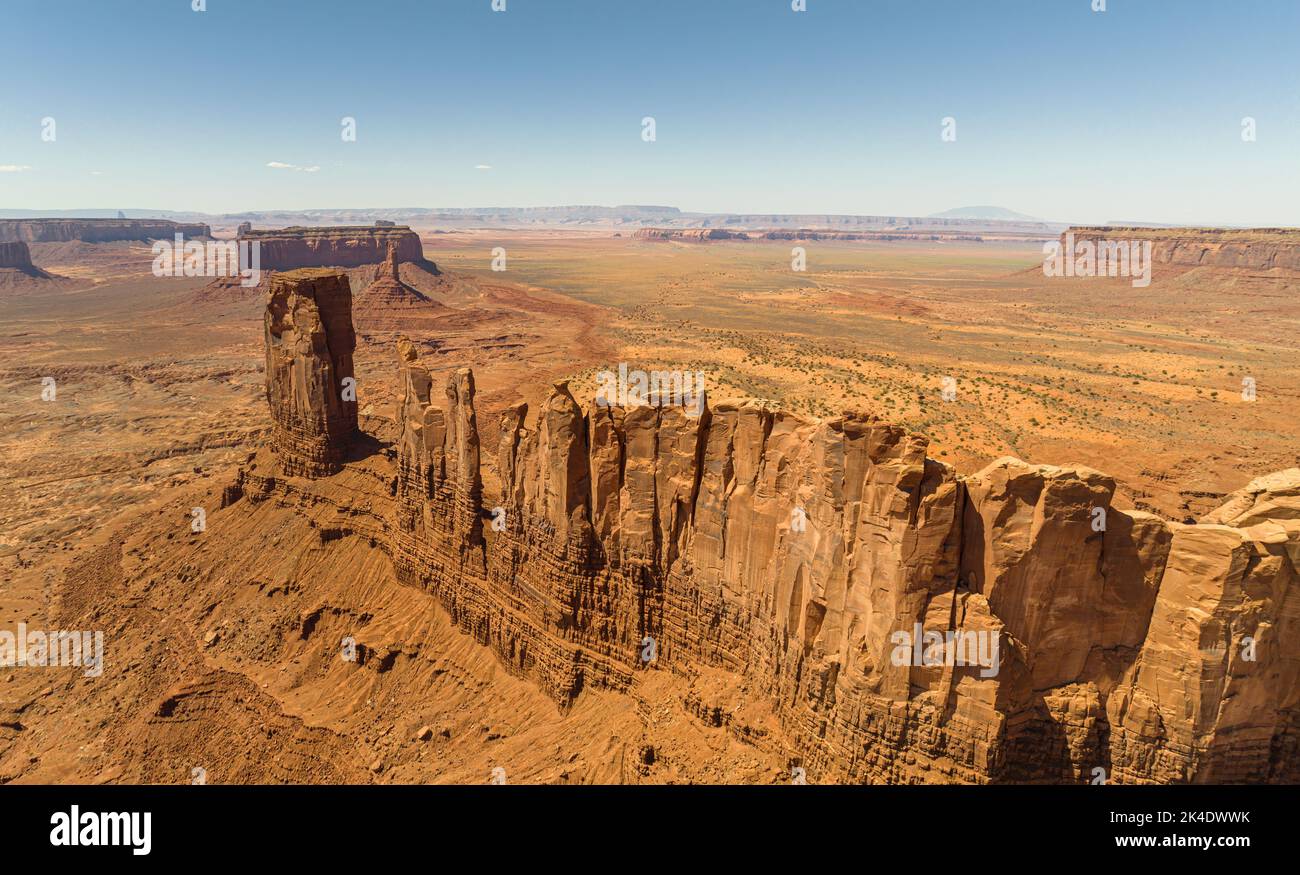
0 218 211 243
264 269 358 477
240 225 426 270
248 289 1300 783
1066 226 1300 271
385 371 1300 783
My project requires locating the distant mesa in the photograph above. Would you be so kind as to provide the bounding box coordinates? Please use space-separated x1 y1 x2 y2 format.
0 241 36 270
0 240 55 280
238 224 430 271
1066 226 1300 271
761 229 980 242
929 205 1043 222
633 227 985 243
633 228 749 241
236 221 253 236
0 217 211 244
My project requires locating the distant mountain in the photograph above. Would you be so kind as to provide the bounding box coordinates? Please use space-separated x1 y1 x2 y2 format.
929 205 1044 222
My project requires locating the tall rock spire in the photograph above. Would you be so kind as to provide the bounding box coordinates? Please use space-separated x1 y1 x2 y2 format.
263 268 358 477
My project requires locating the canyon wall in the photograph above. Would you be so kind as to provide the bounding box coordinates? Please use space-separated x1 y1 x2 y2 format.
0 218 211 243
263 269 358 477
250 288 1300 783
240 225 425 270
384 368 1300 784
1066 226 1300 271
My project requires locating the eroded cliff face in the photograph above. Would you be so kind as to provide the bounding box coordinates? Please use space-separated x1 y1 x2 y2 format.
0 218 211 243
248 283 1300 782
263 269 358 477
240 225 426 270
1066 227 1300 271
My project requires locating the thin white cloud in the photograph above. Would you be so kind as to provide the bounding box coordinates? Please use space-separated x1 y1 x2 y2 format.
0 165 32 173
266 161 321 173
475 164 493 170
90 170 105 176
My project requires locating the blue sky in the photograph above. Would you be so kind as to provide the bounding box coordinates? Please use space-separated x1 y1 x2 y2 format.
1 0 1297 224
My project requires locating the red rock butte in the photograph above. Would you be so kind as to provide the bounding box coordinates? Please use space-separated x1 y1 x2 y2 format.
234 279 1300 784
0 241 35 269
263 269 358 478
239 225 426 271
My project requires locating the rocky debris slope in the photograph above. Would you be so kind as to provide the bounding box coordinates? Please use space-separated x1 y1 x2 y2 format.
0 218 211 243
1065 226 1300 271
236 292 1300 783
240 225 427 271
263 269 358 477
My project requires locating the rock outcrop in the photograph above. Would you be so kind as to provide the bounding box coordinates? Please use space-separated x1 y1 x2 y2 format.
263 269 358 477
239 225 426 270
1065 227 1300 271
0 218 211 243
0 241 34 269
381 364 1300 783
350 243 446 329
249 298 1300 783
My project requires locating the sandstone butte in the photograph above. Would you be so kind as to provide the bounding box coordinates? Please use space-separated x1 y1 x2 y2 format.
0 240 35 269
238 225 426 271
0 217 211 243
228 268 1300 784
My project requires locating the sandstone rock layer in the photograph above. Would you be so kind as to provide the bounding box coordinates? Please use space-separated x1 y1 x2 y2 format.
263 269 358 477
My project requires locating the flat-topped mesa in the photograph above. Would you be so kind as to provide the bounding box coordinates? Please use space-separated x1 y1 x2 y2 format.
0 217 211 243
239 225 426 271
386 353 1300 782
263 269 358 477
633 228 749 241
1064 226 1300 271
0 241 34 269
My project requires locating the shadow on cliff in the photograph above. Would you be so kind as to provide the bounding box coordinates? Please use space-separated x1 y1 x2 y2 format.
343 429 391 466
